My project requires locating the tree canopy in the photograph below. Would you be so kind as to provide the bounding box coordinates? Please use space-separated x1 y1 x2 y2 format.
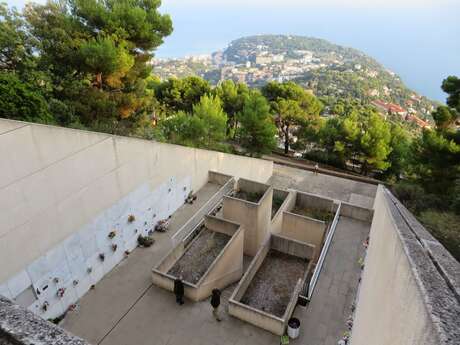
237 91 277 155
0 0 172 129
262 81 323 153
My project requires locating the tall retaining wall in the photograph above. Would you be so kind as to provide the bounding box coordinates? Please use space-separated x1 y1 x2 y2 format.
351 185 460 345
0 119 273 319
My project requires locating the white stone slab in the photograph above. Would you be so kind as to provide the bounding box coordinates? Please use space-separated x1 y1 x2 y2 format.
50 262 72 287
75 275 92 299
0 283 12 299
67 256 86 280
27 299 43 315
90 265 104 285
27 256 50 283
59 284 78 311
46 246 67 271
42 298 64 320
32 275 53 301
79 232 98 260
63 234 84 263
92 212 108 233
7 270 32 298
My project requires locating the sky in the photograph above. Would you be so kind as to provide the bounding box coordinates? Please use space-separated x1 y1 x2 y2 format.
6 0 460 102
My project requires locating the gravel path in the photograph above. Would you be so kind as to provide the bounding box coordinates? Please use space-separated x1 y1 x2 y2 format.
168 229 231 284
241 250 307 318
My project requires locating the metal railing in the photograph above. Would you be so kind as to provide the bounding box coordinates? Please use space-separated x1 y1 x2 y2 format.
171 178 234 244
303 202 342 299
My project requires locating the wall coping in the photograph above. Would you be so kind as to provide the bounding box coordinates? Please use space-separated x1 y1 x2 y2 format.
382 187 460 344
0 118 273 167
0 296 90 345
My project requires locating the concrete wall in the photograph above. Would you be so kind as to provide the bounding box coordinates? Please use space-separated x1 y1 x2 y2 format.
223 180 273 256
228 300 286 336
296 191 335 212
280 212 326 252
270 189 294 235
152 216 244 301
351 186 460 345
340 201 374 222
271 234 315 260
208 171 234 186
0 119 273 318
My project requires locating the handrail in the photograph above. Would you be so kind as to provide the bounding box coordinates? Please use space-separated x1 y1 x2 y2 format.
304 202 342 299
182 219 205 247
171 178 234 244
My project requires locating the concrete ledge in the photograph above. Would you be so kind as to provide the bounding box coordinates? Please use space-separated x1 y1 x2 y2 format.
351 186 460 345
0 296 90 345
384 188 460 341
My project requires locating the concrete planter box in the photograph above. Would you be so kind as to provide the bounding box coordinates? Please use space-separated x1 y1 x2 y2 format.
223 178 273 256
272 191 341 258
152 215 244 301
228 235 315 335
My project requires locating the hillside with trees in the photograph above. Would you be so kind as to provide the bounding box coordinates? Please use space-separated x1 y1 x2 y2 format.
155 35 437 122
0 3 458 261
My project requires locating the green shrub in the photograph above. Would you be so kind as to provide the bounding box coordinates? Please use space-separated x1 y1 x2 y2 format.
0 72 54 123
391 182 444 214
418 211 460 262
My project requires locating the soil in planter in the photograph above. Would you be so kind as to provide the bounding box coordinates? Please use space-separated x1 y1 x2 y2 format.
291 206 334 223
233 190 264 203
240 249 307 318
168 229 231 284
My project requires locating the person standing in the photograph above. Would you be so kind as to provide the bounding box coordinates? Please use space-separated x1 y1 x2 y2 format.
174 278 184 305
210 288 222 321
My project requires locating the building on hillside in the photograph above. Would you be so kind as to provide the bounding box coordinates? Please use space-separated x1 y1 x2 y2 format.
272 54 285 63
255 54 272 65
372 100 407 118
232 71 247 84
405 114 432 129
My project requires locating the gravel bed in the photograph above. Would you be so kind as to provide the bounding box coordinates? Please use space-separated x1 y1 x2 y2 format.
168 229 231 284
240 249 307 318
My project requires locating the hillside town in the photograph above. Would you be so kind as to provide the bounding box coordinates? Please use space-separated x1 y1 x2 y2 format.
153 48 350 86
152 41 435 129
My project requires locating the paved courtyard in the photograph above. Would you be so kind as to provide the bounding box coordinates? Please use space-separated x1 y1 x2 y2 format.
269 164 377 209
61 170 371 345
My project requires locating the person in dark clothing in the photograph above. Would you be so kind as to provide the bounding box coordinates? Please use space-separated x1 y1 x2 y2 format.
210 288 222 321
174 278 184 305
